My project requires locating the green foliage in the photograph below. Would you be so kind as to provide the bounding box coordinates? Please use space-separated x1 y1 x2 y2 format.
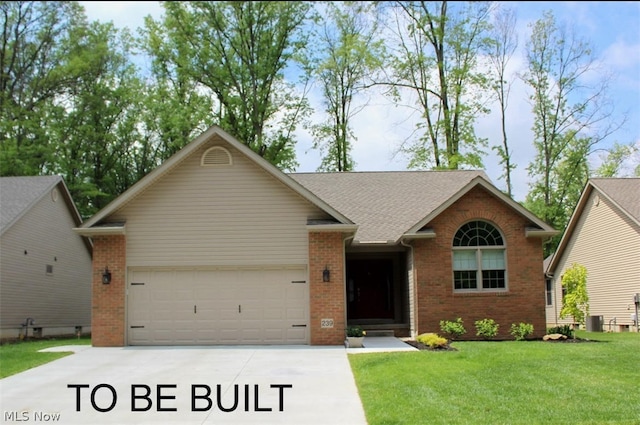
439 318 467 340
594 142 640 178
416 333 449 348
475 318 499 339
152 1 314 170
345 326 366 337
308 2 385 172
547 325 574 338
387 1 493 170
510 322 534 341
559 263 589 326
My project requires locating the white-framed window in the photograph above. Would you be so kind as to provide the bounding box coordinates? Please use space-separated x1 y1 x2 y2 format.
545 278 553 306
452 220 506 291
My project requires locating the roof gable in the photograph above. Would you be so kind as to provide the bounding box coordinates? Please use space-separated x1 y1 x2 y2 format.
0 175 83 234
79 126 353 232
290 171 555 244
405 176 557 238
548 178 640 274
590 178 640 224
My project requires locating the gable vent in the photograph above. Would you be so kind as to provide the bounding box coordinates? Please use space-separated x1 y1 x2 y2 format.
201 146 232 166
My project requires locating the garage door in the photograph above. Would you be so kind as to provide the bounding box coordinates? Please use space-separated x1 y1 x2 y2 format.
127 267 308 345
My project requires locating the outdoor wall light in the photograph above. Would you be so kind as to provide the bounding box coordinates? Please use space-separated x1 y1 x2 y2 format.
102 266 112 284
322 266 330 283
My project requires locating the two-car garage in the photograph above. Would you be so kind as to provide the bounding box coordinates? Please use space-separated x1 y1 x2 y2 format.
126 267 309 345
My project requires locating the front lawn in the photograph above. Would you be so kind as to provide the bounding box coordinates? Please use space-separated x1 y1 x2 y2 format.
0 336 91 379
349 331 640 425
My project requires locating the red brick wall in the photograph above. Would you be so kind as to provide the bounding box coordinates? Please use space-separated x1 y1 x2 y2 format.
414 185 547 340
91 235 126 346
308 232 346 345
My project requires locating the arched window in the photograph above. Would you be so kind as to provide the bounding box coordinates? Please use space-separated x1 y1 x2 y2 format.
452 221 506 291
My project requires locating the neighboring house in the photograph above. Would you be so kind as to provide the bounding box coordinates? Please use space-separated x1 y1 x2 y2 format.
546 178 640 332
75 126 557 347
0 176 92 339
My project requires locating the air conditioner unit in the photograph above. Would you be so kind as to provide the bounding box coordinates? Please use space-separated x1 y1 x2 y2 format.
586 315 603 332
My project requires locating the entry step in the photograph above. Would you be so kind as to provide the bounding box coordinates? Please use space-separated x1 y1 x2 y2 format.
363 330 395 337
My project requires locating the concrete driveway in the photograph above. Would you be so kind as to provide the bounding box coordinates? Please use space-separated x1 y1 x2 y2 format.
1 341 412 425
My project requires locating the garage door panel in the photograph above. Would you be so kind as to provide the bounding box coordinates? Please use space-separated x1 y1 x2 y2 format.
128 268 308 345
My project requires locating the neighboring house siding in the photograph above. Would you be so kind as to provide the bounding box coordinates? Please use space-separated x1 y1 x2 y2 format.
414 185 546 339
109 140 328 268
550 190 640 329
0 187 91 338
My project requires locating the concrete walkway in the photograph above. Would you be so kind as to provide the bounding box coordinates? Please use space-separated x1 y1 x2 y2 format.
1 337 414 425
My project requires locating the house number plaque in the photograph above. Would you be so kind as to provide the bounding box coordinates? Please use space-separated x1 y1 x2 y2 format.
320 319 334 328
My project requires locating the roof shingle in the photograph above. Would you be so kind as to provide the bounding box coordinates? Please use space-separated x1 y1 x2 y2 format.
590 178 640 222
0 175 62 233
289 170 488 243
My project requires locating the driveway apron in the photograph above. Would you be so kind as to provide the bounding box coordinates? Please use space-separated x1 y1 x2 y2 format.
0 345 368 425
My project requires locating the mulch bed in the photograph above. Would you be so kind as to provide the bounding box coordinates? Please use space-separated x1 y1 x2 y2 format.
403 336 595 350
403 340 458 351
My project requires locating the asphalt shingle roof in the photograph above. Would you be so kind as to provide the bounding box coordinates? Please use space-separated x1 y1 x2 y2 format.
0 175 62 233
289 170 488 243
590 178 640 222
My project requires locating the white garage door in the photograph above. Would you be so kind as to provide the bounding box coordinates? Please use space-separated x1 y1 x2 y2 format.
127 267 308 345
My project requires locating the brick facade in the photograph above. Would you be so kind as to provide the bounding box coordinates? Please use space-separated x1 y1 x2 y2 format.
413 185 546 340
91 235 126 346
308 232 346 345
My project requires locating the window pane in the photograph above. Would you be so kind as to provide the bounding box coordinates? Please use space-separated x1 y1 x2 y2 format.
482 249 505 269
453 250 477 270
453 221 504 247
455 271 477 289
482 270 505 288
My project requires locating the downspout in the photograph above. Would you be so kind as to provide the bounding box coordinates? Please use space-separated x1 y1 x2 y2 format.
401 238 417 339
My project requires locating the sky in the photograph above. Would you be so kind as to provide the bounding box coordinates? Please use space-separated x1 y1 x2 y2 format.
80 1 640 202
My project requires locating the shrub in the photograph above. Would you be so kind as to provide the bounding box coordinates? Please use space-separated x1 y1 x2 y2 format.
439 318 467 340
475 318 499 339
345 326 366 337
510 322 534 341
547 325 574 338
416 333 448 348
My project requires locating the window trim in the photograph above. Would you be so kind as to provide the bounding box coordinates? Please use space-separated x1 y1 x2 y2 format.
545 278 553 306
452 220 507 293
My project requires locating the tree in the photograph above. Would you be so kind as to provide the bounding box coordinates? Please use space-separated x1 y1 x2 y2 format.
0 1 86 176
150 1 314 170
308 2 385 172
381 1 495 170
138 13 215 161
559 263 589 334
485 6 517 197
522 11 623 254
593 142 640 178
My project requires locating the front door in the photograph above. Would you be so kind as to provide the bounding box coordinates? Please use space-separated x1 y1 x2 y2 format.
347 259 394 320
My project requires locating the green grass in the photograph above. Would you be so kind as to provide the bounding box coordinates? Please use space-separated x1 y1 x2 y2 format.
349 331 640 425
0 336 91 379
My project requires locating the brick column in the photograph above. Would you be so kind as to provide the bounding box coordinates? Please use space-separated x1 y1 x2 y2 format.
91 235 126 346
308 232 345 345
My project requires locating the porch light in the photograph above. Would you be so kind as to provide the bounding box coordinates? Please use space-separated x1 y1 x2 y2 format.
102 266 112 284
322 266 330 282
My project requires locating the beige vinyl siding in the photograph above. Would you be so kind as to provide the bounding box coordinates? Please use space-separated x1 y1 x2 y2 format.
109 139 329 267
0 187 92 338
550 190 640 329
